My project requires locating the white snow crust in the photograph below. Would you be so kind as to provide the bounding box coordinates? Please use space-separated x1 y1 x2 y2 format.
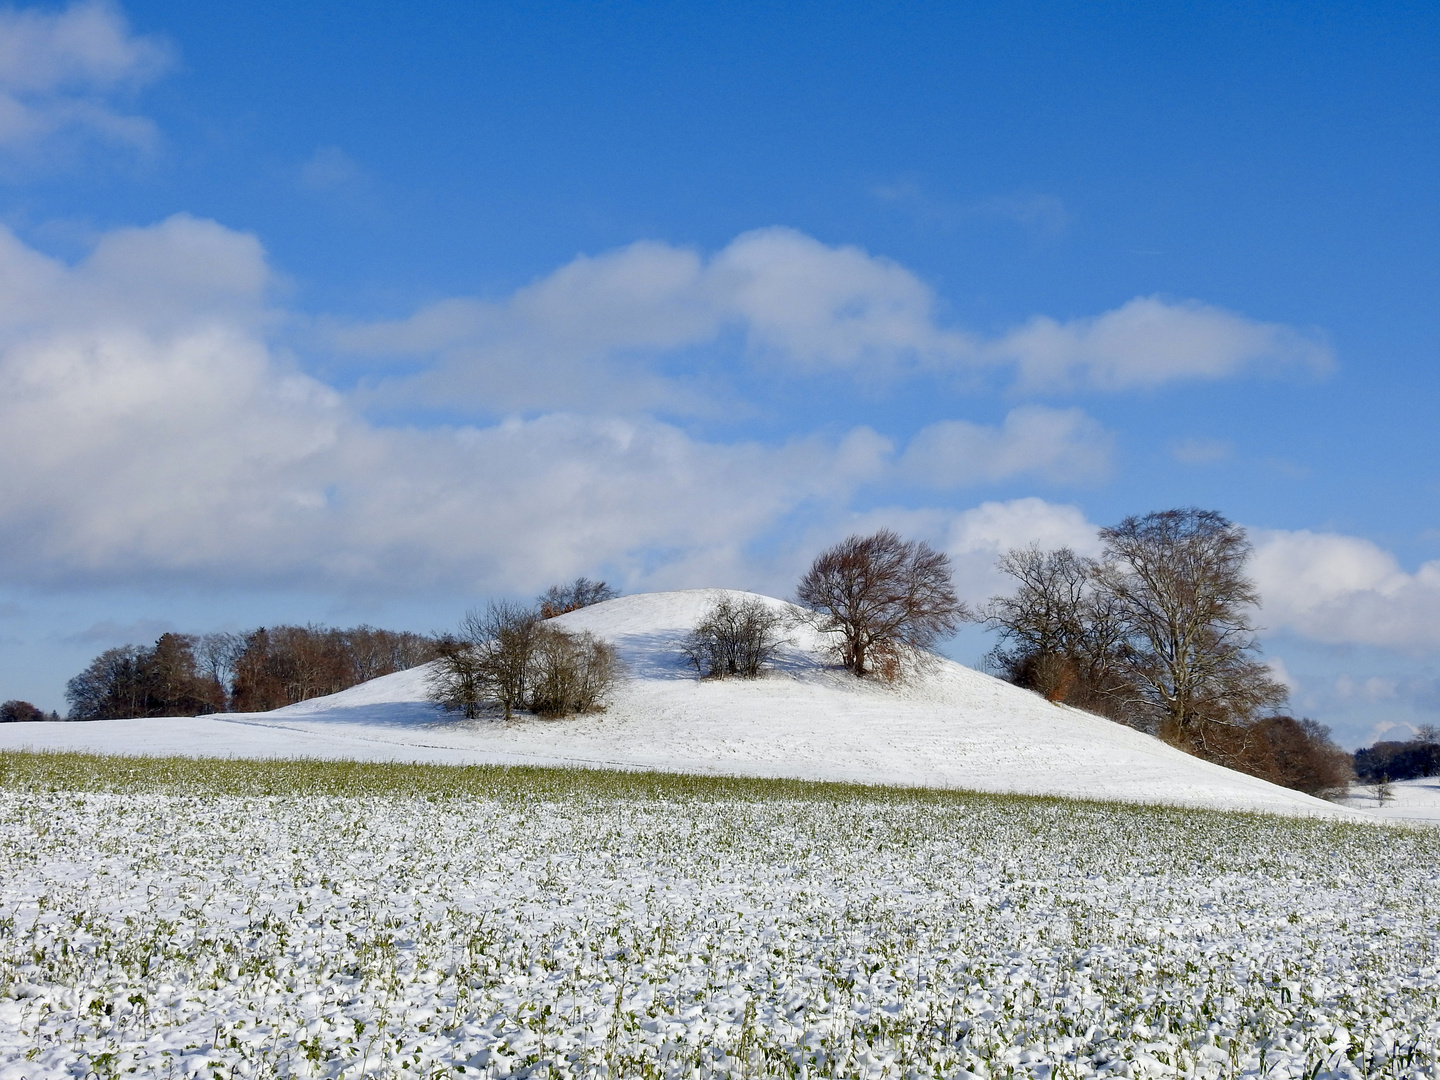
0 590 1361 818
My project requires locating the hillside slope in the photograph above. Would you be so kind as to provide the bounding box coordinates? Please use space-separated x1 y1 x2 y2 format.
1 590 1358 817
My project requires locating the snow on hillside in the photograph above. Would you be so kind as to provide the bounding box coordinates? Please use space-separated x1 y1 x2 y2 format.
0 590 1361 818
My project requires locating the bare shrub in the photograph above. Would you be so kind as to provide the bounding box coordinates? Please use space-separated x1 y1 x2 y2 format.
538 578 619 618
795 529 969 679
681 595 787 679
427 635 488 720
528 627 620 716
466 602 542 721
430 604 619 720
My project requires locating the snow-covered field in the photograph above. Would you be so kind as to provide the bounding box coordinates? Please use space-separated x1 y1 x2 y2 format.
1 752 1436 1080
1342 777 1440 825
0 591 1358 818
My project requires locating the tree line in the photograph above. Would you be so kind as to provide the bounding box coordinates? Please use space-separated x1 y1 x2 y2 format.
1353 725 1439 783
60 625 438 720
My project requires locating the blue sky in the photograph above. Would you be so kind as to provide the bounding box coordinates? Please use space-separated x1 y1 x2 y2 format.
1 0 1438 746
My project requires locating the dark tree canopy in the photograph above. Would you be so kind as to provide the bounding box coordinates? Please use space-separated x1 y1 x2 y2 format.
66 626 438 719
1354 727 1440 782
66 635 224 721
796 529 969 678
0 700 48 723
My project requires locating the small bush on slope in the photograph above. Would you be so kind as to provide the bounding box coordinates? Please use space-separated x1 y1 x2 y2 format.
430 603 619 719
680 595 788 678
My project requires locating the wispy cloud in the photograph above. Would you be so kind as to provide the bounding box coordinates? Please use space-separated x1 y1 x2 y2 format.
0 0 171 159
899 406 1113 488
873 180 1068 238
1169 437 1233 464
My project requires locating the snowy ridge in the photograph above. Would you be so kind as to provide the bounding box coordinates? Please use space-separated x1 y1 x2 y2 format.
0 589 1362 818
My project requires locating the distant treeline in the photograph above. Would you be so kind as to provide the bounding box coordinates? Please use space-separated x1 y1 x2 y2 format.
1353 727 1440 782
61 626 439 721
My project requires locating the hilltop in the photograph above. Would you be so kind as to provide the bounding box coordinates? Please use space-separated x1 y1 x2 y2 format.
0 590 1357 817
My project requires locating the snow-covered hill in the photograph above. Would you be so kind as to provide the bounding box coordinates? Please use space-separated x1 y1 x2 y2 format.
0 590 1363 818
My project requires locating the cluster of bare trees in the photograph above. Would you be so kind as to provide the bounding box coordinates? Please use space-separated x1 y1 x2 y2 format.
982 507 1351 795
64 626 438 720
429 579 622 720
681 595 788 678
538 577 619 618
227 625 437 712
678 531 969 684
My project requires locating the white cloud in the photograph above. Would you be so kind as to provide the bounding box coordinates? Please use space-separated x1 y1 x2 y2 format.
899 406 1113 488
0 217 905 593
1252 530 1440 651
337 231 1326 411
339 227 974 413
990 296 1332 392
0 0 170 156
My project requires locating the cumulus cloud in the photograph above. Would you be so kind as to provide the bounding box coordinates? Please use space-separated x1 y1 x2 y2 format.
1252 530 1440 651
899 406 1113 488
336 231 1324 412
990 296 1332 392
0 0 170 156
0 217 911 593
338 227 973 413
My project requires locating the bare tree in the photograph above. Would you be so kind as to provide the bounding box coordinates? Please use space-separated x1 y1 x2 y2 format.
195 632 244 710
1097 508 1286 744
983 546 1134 716
527 626 620 716
428 635 488 719
538 578 619 618
429 605 619 719
795 529 970 678
681 595 788 679
463 602 541 720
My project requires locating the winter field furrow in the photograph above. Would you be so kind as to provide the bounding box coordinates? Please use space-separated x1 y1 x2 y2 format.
1 754 1438 1080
